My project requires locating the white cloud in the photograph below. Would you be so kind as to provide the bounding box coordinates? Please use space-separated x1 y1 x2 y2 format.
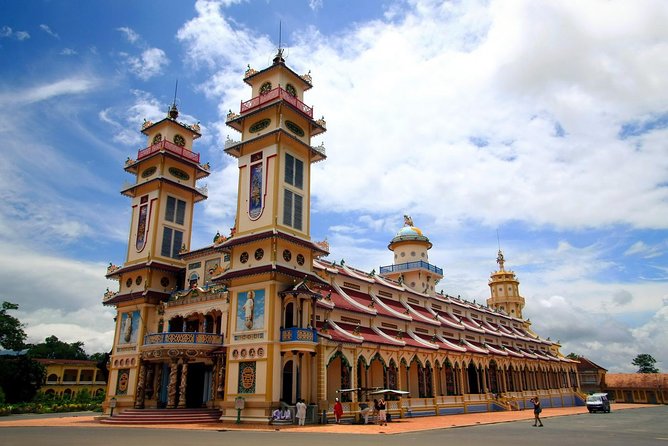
309 0 323 12
39 24 59 38
117 26 140 43
0 244 113 350
0 77 97 106
0 26 30 40
60 48 77 56
180 0 668 231
528 293 668 372
123 47 170 80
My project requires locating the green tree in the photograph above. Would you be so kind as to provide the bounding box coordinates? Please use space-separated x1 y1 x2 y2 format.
0 301 27 350
632 353 659 373
0 356 45 403
27 335 88 360
566 352 581 360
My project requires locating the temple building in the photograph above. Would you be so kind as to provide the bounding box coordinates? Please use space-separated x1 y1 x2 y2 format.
101 50 581 423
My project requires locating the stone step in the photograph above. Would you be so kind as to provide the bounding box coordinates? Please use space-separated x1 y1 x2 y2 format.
100 408 222 425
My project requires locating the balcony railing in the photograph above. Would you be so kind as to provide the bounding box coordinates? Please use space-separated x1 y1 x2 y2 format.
143 332 223 346
379 261 443 276
240 86 313 118
280 327 318 343
137 140 200 164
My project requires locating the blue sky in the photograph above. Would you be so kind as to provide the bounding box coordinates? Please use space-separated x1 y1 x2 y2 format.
1 0 667 373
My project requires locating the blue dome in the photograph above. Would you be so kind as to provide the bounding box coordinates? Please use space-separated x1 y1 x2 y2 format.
396 226 424 237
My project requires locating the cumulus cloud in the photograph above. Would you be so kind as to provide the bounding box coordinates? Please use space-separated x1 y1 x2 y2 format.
527 293 668 372
117 26 140 43
122 47 170 80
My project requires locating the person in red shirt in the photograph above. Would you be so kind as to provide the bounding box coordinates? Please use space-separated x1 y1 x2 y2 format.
333 398 343 424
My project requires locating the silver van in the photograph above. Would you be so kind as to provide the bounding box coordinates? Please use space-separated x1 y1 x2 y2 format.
586 393 611 413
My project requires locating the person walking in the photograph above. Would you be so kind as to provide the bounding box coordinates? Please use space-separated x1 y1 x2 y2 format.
333 398 343 424
296 399 307 426
531 396 543 427
378 398 387 426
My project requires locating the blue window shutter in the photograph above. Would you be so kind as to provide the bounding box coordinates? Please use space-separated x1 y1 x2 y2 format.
294 193 303 230
283 189 293 226
172 230 183 258
165 196 176 222
161 227 172 257
295 158 303 189
175 200 186 225
285 154 294 185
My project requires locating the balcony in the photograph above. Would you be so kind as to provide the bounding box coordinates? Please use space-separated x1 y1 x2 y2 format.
143 332 223 346
379 261 443 276
239 86 313 118
137 140 200 164
280 327 318 343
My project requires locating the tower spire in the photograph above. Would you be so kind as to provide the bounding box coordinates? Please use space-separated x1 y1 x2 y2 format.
273 21 285 64
168 79 179 119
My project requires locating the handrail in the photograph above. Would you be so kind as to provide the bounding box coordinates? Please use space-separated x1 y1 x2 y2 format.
137 140 200 163
143 332 223 345
240 86 314 118
379 261 443 276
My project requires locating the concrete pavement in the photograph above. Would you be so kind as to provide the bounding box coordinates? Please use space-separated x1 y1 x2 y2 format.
0 404 656 435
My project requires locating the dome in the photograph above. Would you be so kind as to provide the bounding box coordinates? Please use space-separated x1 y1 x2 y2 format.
389 225 431 249
396 226 423 237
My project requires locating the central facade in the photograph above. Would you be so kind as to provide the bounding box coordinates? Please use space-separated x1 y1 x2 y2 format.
102 52 581 422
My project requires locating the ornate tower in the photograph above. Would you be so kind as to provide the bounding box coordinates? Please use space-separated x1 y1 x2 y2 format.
103 104 209 410
487 250 525 318
379 215 443 296
217 50 327 421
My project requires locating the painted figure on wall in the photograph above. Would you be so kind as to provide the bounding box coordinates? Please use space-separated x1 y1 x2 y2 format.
237 289 265 331
120 311 140 344
249 163 263 219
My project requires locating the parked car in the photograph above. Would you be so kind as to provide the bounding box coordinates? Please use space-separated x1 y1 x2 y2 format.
586 393 611 413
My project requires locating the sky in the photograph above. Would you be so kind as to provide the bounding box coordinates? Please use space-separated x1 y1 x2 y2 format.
1 0 666 373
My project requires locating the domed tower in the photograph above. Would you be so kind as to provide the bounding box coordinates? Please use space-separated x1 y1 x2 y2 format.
487 250 525 318
379 215 443 295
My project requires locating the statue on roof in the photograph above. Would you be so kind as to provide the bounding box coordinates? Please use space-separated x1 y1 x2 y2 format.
403 214 414 227
496 249 505 270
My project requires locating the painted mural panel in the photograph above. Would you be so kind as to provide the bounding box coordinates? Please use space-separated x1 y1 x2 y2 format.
249 162 263 219
116 369 130 395
135 202 148 252
238 361 256 394
120 310 140 344
204 258 220 284
236 289 265 331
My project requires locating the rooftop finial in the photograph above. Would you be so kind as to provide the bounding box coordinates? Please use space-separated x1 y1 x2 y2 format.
273 21 285 64
496 229 505 270
168 79 179 119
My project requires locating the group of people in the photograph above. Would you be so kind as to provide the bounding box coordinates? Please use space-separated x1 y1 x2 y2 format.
272 399 308 426
345 397 388 426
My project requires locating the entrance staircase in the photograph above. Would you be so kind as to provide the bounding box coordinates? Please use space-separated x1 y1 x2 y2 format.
99 408 222 425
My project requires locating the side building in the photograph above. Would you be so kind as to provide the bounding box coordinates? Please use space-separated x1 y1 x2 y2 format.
101 51 581 422
37 359 107 399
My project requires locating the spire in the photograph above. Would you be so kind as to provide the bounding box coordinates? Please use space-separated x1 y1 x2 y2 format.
168 80 179 119
273 21 285 64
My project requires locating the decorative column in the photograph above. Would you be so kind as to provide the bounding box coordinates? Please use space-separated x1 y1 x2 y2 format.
134 362 146 408
167 359 179 408
178 360 189 408
153 363 163 403
310 352 317 404
145 364 155 400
